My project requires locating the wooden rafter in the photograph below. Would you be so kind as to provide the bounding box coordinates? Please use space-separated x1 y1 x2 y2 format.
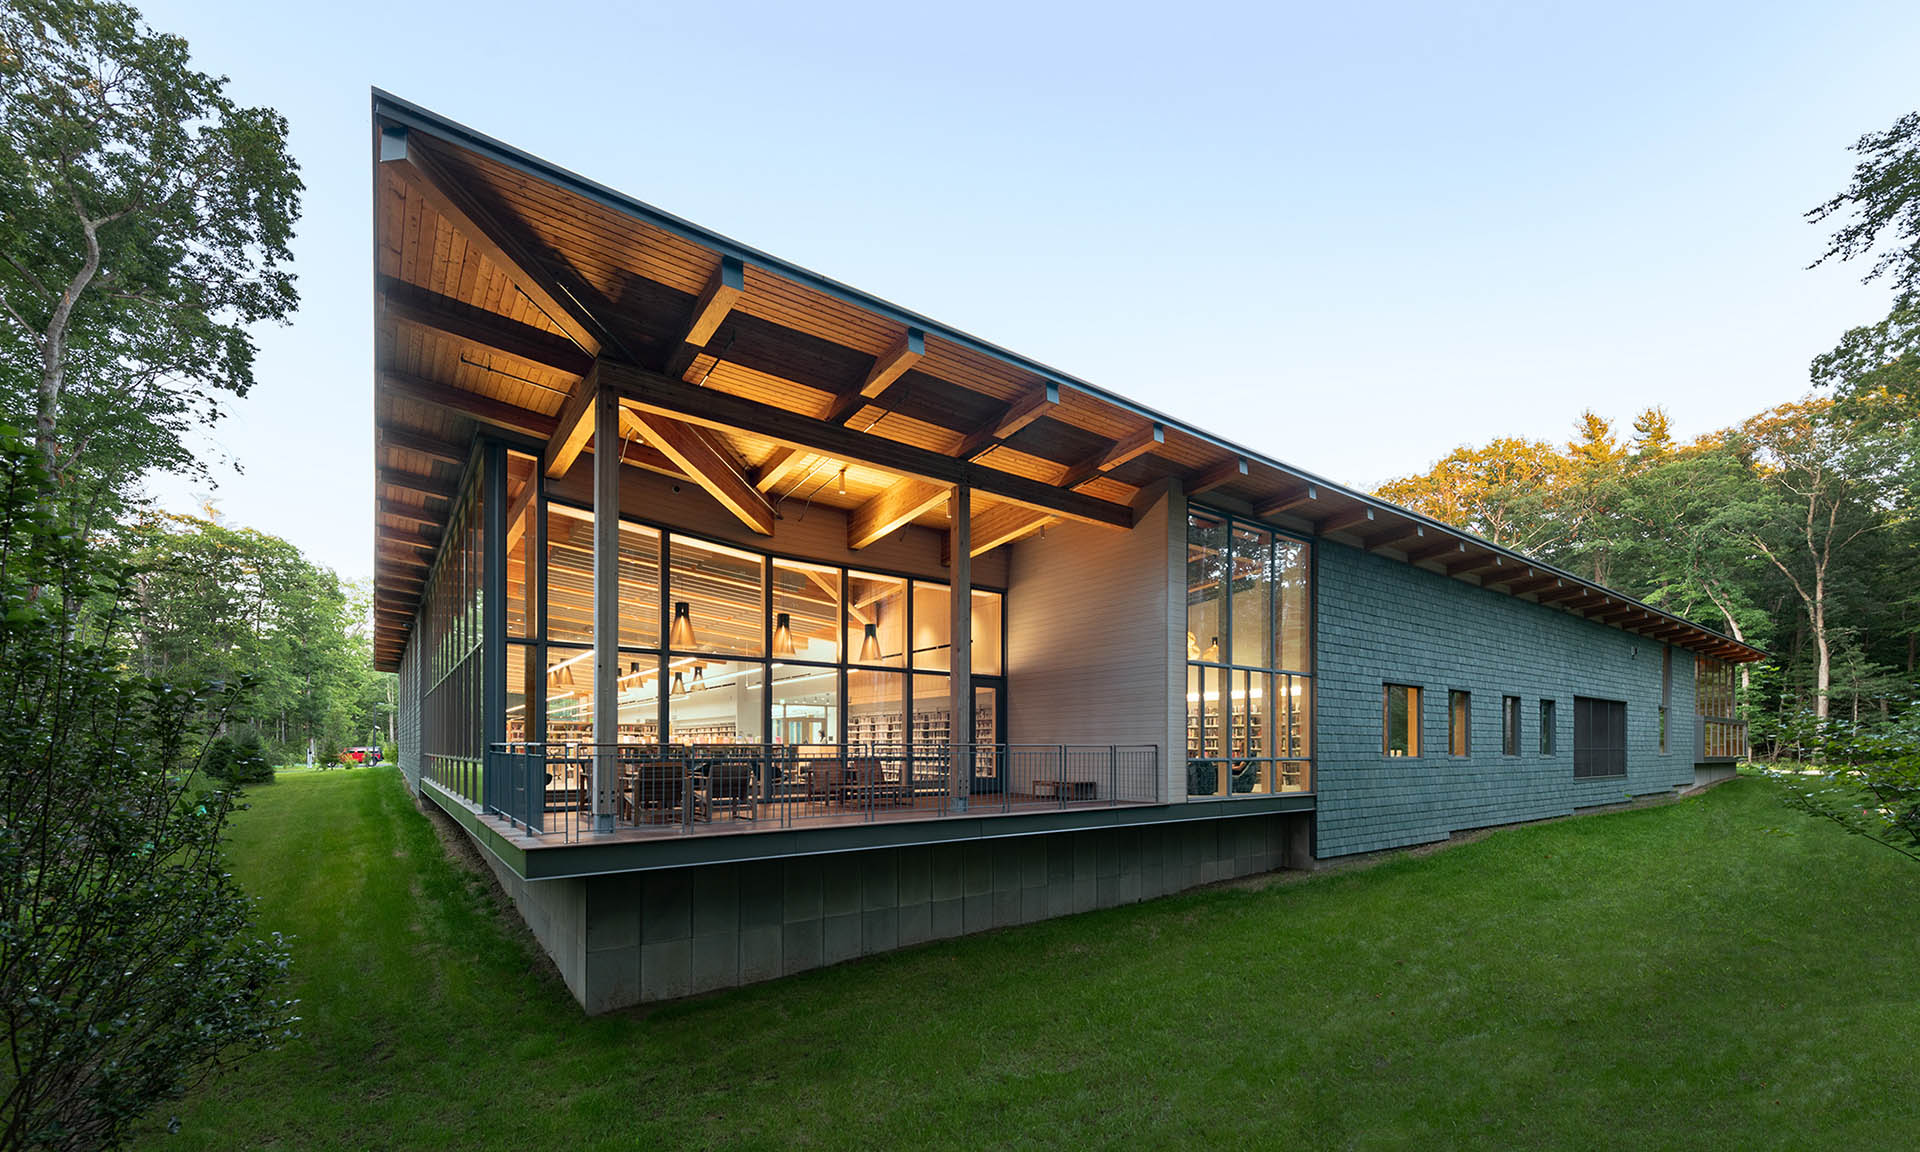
1060 422 1165 490
849 477 949 550
546 368 599 479
664 256 744 378
386 527 441 552
382 371 559 440
617 406 775 535
826 327 926 423
954 383 1058 461
1363 523 1422 552
600 359 1132 530
1446 553 1508 577
1317 505 1375 536
753 446 811 493
378 499 442 527
965 502 1052 557
378 427 468 466
380 276 594 378
379 127 604 357
1258 484 1319 519
378 464 457 502
1407 539 1466 566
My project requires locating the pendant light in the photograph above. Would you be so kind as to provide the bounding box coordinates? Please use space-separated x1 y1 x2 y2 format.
1203 636 1220 663
670 601 696 649
669 670 687 698
773 612 796 656
837 467 847 496
691 664 706 692
859 621 881 662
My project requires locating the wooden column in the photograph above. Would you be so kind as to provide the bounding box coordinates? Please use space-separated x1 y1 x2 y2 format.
592 385 620 832
949 483 971 809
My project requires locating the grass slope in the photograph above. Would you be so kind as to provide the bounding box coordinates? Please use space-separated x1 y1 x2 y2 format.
140 770 1919 1150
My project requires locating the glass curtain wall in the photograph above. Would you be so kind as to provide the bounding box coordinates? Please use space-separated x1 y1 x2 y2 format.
1185 508 1313 796
523 496 1004 754
421 455 485 799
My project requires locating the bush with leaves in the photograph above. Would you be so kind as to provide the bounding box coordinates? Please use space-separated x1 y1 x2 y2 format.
1765 707 1920 862
0 432 295 1151
201 730 272 787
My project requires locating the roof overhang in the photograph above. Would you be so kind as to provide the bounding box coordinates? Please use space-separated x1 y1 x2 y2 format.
367 89 1766 672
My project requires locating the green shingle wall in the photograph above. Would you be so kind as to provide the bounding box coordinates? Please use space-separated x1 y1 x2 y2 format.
1313 541 1695 858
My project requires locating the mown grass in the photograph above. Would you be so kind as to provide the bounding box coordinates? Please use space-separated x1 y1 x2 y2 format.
138 770 1919 1150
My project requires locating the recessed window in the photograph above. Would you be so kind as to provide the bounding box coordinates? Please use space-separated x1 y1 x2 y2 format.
1573 696 1627 778
1502 695 1521 756
1449 690 1470 757
1539 699 1556 755
1383 684 1420 757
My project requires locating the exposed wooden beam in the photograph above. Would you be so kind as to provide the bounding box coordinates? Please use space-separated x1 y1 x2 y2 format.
545 368 599 479
377 465 457 502
1533 583 1590 605
1446 552 1508 577
752 445 811 493
955 383 1059 461
849 477 949 550
617 407 775 535
379 126 603 357
378 499 442 527
599 359 1133 530
823 327 928 425
1258 484 1319 520
381 371 559 440
379 276 594 378
1188 456 1249 498
1482 565 1537 588
664 256 745 378
1407 539 1467 565
965 502 1053 557
1317 505 1375 536
1507 573 1563 596
1363 523 1423 552
377 547 430 570
1060 423 1166 490
378 427 468 467
386 527 441 552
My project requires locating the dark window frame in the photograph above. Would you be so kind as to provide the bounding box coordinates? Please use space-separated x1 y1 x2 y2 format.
1448 689 1471 758
1502 695 1521 757
1539 699 1556 755
1573 696 1628 779
1382 683 1421 758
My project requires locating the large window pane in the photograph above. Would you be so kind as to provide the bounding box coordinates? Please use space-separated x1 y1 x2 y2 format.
911 672 952 743
1275 538 1311 672
971 590 1003 677
772 560 840 663
1449 690 1471 757
911 581 951 670
847 669 906 745
545 504 594 645
613 652 661 742
847 572 906 668
545 646 595 744
772 663 839 747
1279 673 1311 759
506 452 537 638
1230 525 1271 668
542 505 660 649
668 536 764 657
1186 512 1227 663
668 659 764 745
505 641 534 743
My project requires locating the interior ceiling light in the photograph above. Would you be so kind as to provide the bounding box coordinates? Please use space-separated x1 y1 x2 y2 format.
669 670 687 698
859 622 881 662
837 467 847 496
691 664 706 692
670 601 696 649
773 612 796 656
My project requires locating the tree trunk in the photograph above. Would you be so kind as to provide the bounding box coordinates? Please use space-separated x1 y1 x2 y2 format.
1812 570 1830 722
36 215 107 473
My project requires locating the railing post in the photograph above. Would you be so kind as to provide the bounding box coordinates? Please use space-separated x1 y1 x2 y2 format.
1109 745 1117 805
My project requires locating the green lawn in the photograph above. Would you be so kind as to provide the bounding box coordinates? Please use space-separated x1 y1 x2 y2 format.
139 769 1919 1150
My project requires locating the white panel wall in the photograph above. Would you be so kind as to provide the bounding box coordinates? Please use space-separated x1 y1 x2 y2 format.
1006 484 1185 802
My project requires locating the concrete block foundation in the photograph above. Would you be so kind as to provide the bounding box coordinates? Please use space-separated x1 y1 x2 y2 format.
477 812 1303 1013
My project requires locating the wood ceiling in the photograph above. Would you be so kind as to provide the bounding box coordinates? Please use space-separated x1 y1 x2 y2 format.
368 90 1765 674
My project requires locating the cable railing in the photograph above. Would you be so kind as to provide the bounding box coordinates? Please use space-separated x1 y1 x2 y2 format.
474 742 1162 842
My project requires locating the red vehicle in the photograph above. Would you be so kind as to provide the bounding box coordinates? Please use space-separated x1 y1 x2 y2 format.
344 746 384 765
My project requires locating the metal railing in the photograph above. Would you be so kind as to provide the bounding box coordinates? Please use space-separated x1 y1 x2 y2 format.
476 742 1162 841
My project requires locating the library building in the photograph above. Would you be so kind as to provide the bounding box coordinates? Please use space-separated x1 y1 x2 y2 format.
370 91 1764 1011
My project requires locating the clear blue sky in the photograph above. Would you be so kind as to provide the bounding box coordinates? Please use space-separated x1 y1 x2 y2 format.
139 0 1920 583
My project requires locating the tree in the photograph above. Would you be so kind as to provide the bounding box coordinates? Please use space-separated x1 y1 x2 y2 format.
0 432 293 1151
1740 399 1903 720
1374 437 1568 552
0 0 300 505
